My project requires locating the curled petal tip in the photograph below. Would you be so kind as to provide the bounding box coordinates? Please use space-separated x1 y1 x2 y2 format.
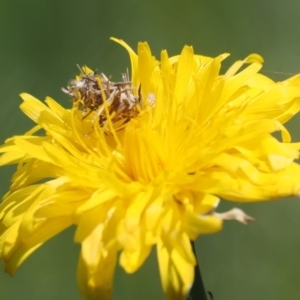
213 208 256 225
245 53 264 64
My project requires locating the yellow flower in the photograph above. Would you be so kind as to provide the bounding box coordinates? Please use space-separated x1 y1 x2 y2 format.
1 38 300 300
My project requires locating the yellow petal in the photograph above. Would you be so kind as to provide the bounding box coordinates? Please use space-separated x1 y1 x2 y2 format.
157 237 195 300
77 223 117 300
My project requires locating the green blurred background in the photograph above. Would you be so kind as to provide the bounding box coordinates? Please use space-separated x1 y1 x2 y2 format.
1 1 300 299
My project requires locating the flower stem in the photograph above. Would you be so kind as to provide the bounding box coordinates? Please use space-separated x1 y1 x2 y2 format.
187 241 208 300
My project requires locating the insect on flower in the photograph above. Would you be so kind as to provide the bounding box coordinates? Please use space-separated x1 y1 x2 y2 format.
3 38 300 300
62 65 141 127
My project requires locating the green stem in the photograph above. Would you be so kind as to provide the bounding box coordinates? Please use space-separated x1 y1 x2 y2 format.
187 241 208 300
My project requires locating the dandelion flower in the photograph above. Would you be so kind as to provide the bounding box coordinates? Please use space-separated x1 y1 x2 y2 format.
1 38 300 300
